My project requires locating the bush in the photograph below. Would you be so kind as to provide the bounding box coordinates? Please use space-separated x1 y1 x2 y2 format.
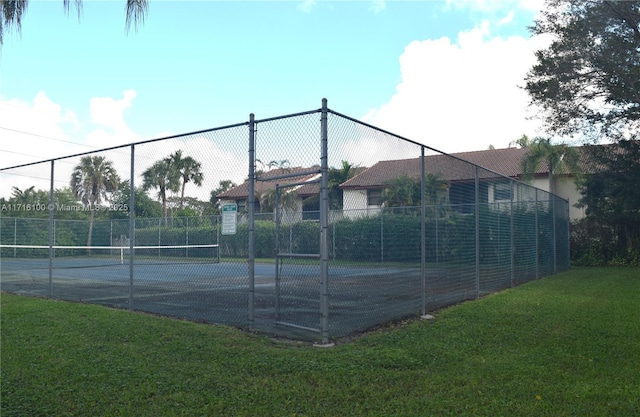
570 218 640 267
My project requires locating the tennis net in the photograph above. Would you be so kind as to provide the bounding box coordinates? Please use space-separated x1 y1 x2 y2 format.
0 244 220 269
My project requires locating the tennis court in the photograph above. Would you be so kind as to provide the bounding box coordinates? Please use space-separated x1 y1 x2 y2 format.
0 249 458 339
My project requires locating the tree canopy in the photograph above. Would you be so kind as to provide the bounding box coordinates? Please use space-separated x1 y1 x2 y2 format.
70 155 120 247
576 140 640 263
518 135 581 194
165 150 204 209
525 0 640 142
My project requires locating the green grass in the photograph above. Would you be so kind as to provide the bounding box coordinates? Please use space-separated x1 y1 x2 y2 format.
2 267 639 416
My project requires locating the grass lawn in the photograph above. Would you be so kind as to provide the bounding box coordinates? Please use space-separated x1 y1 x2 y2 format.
1 267 639 416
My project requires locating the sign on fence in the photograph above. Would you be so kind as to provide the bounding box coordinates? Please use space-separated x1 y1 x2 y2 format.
221 203 237 235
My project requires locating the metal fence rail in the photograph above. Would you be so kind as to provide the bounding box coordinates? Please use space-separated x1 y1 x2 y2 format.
0 99 570 343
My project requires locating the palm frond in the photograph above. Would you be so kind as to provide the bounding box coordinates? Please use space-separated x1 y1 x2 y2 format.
125 0 147 33
62 0 82 19
1 0 28 44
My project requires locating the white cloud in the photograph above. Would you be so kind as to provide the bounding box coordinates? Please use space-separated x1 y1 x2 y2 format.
370 0 386 14
360 21 552 155
87 89 139 148
0 91 248 202
0 93 87 198
298 0 316 13
445 0 543 13
498 10 515 25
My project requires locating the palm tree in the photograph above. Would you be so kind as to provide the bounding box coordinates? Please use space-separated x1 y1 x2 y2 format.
382 174 448 215
520 137 581 195
165 150 204 209
70 156 120 248
10 185 36 202
141 159 180 224
509 134 534 148
1 0 148 44
328 160 356 210
258 187 298 214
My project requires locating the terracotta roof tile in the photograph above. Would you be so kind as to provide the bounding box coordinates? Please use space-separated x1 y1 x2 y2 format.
216 166 321 199
340 148 536 189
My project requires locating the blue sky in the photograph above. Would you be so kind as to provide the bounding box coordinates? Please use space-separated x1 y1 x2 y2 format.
0 0 549 197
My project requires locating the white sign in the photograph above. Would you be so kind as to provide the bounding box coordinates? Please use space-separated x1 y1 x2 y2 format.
221 203 237 235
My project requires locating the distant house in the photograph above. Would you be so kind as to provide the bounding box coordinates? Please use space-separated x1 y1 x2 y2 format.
216 166 322 222
339 147 586 220
217 147 599 222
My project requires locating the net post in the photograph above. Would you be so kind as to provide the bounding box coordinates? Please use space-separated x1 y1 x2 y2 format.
319 98 330 345
248 113 256 331
48 160 55 298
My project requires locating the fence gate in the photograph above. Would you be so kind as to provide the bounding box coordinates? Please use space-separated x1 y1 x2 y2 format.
272 180 322 334
248 101 330 343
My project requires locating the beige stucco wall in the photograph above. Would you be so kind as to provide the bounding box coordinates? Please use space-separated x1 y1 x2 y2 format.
342 189 385 219
554 177 585 221
521 176 585 221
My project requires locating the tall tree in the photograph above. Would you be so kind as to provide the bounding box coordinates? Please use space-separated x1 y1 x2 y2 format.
258 188 298 214
576 140 640 263
165 150 204 209
10 185 36 202
70 155 120 247
109 180 161 219
141 159 180 224
1 0 148 44
328 160 356 210
524 0 640 142
520 136 581 195
509 134 534 148
209 180 237 214
382 174 448 212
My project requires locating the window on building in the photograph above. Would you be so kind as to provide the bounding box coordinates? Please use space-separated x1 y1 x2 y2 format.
367 189 383 206
302 196 320 221
494 183 511 202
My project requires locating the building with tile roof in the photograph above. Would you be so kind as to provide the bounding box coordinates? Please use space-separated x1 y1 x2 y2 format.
339 147 586 220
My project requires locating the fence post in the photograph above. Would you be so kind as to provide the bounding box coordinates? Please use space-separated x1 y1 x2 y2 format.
248 113 256 331
129 144 135 311
319 98 331 345
552 195 557 274
535 189 540 279
420 146 426 316
48 160 55 298
510 180 515 287
474 166 480 298
435 205 439 266
566 199 570 271
275 184 281 321
380 208 384 266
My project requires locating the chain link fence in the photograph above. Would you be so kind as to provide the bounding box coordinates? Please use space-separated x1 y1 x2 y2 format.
0 99 570 342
